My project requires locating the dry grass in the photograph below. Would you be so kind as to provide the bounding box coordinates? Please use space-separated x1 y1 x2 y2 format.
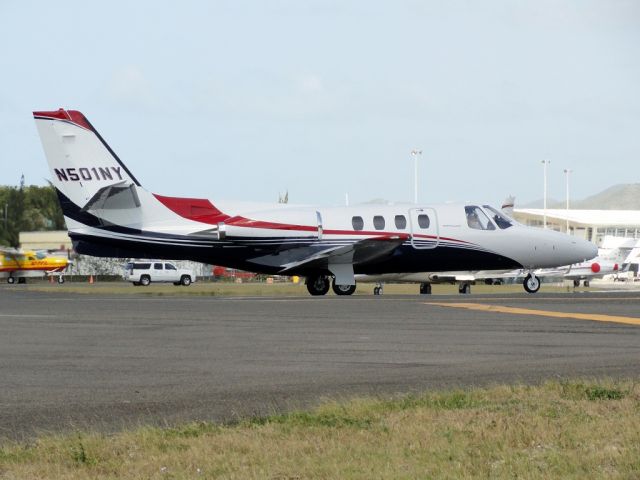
1 380 639 479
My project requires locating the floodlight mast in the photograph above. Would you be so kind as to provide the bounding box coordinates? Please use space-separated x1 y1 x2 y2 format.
564 168 572 233
411 149 422 204
541 160 551 229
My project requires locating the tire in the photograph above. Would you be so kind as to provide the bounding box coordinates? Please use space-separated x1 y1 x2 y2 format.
18 277 26 284
573 279 580 287
140 275 151 286
57 276 65 284
306 275 330 296
493 279 503 285
584 280 590 287
458 283 471 294
7 276 15 284
373 286 380 295
332 280 356 296
419 282 432 295
180 275 192 286
523 273 541 293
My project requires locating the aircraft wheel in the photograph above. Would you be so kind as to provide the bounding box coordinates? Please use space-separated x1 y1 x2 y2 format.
18 277 26 284
523 273 541 293
584 280 590 287
459 283 471 294
573 279 580 287
306 275 330 296
493 279 503 285
181 275 192 286
140 275 151 286
419 282 432 295
332 280 356 296
57 276 65 284
7 276 15 284
373 286 380 295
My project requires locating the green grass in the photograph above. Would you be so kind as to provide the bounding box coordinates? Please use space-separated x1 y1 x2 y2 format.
1 379 639 479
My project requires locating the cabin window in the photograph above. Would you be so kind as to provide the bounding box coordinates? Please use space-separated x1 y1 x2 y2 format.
483 205 513 229
165 263 177 270
465 205 496 230
394 215 407 229
373 215 385 230
352 216 364 231
133 263 151 270
154 263 163 270
417 214 430 229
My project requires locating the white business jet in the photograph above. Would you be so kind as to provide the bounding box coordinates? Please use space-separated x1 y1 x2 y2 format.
33 109 597 295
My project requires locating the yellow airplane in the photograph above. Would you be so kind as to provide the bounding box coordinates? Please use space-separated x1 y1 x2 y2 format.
0 248 69 284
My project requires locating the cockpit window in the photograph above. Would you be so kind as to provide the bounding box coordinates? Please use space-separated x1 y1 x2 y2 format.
483 205 513 229
465 206 496 230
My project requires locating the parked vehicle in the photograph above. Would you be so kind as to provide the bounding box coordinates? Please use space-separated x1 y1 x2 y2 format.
123 260 195 286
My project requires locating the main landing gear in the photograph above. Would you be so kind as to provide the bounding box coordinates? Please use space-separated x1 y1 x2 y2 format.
306 275 331 296
306 275 357 296
523 273 541 293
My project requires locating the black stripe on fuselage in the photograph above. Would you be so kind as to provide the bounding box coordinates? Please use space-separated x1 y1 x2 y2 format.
56 188 522 275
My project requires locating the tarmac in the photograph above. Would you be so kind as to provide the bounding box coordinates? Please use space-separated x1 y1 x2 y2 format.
1 287 640 440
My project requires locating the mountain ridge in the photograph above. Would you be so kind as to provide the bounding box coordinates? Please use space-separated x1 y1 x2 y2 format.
521 184 640 210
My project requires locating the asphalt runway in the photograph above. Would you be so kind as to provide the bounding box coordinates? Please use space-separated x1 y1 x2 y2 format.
1 288 640 440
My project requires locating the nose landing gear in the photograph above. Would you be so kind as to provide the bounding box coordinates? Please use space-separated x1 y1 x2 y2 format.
523 273 541 293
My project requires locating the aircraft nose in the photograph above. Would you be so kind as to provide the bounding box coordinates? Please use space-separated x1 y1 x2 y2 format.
571 237 598 262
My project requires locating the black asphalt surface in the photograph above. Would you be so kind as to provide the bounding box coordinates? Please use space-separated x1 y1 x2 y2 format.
1 287 640 440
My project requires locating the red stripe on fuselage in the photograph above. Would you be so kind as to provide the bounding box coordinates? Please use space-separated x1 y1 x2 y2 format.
154 194 230 224
224 216 318 232
153 194 473 245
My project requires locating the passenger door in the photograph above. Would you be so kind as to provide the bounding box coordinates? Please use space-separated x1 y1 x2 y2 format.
408 207 439 249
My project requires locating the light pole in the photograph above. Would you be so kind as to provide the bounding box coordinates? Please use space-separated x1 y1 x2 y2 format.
541 160 550 229
564 168 572 234
411 149 422 204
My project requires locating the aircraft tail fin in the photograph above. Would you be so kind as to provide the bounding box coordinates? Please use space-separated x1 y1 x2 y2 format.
501 195 515 218
33 109 142 215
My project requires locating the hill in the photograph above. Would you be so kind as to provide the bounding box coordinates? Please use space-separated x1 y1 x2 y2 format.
522 184 640 210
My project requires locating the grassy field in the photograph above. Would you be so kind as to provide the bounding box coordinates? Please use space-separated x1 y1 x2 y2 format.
1 379 639 479
23 281 582 297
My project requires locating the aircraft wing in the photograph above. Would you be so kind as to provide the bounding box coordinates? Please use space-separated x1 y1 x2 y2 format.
278 234 409 275
0 247 22 264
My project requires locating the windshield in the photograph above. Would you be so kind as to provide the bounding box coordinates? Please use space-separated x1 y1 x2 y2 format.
465 206 496 231
483 205 514 229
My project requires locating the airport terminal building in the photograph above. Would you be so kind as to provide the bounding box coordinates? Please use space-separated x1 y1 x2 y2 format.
514 209 640 246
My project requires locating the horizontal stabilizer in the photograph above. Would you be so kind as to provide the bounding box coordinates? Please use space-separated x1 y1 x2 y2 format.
81 181 141 211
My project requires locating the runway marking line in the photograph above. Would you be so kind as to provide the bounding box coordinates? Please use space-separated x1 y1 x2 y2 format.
425 302 640 326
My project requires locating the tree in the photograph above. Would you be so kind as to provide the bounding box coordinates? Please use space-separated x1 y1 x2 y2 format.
0 177 65 247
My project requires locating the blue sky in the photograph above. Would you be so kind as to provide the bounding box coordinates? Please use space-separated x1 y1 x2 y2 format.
1 0 639 207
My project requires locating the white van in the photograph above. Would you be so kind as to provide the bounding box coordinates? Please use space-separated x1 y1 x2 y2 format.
123 260 195 286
